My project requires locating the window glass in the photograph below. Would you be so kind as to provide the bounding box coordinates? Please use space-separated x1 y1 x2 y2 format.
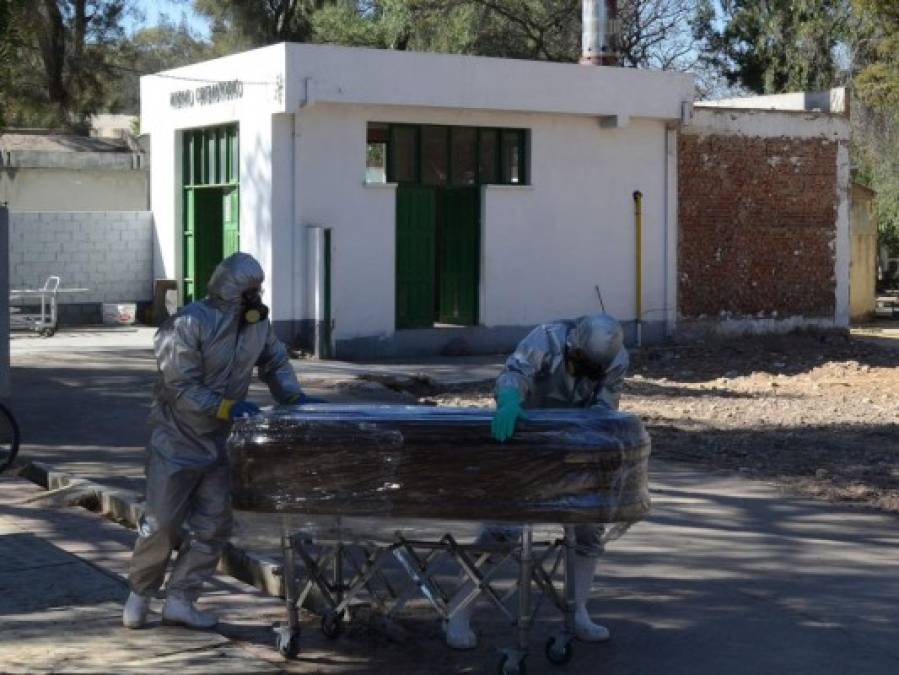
366 122 389 183
192 133 203 184
374 124 528 186
390 126 418 183
421 126 448 185
478 129 499 185
451 127 477 186
501 130 523 184
206 129 216 184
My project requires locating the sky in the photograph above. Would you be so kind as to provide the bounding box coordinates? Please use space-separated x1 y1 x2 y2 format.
124 0 211 39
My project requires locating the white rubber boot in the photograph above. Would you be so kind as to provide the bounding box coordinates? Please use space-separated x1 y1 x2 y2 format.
573 557 610 642
444 582 478 650
161 596 218 629
122 592 151 629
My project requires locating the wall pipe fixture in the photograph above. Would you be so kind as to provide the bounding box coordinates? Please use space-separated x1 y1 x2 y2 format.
633 190 643 347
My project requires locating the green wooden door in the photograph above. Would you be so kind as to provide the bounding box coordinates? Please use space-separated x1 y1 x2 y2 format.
183 190 196 302
223 188 239 258
438 187 479 325
182 124 239 305
396 186 437 329
193 189 224 300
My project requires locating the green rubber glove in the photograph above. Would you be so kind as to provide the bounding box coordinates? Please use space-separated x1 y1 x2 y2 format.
492 387 525 442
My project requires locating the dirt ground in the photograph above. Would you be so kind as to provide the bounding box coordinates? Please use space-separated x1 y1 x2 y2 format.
421 331 899 514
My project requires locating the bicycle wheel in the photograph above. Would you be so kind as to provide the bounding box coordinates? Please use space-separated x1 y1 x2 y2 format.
0 403 20 474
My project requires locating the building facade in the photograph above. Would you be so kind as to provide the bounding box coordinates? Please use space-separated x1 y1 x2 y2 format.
141 43 693 357
677 93 852 337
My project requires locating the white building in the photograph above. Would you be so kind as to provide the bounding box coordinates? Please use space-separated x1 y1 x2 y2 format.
141 43 693 358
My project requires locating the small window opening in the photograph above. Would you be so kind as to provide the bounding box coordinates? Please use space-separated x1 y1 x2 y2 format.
369 122 529 186
366 122 389 183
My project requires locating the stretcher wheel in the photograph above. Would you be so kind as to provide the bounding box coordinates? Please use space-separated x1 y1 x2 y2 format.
40 328 55 338
545 636 574 665
321 611 343 639
275 628 300 659
498 654 527 675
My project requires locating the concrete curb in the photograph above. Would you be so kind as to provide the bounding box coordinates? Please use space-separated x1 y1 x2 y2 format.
17 460 286 599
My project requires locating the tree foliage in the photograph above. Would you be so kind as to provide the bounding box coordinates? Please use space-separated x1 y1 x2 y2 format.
848 0 899 256
0 0 130 128
194 0 328 48
311 0 469 52
0 0 25 126
695 0 849 94
197 0 708 70
105 16 216 114
853 0 899 111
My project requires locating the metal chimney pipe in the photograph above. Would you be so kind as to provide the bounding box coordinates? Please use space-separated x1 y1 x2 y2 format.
581 0 607 65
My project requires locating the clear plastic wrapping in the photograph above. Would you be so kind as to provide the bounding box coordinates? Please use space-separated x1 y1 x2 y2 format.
228 405 651 524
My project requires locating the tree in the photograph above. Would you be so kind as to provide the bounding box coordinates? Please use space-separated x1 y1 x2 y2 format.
441 0 582 62
0 0 26 126
310 0 708 68
695 0 849 94
853 0 899 111
194 0 335 48
104 16 215 114
312 0 474 52
849 0 899 259
618 0 703 70
1 1 131 128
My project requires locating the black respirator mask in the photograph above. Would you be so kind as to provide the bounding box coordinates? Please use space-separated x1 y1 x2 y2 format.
240 288 269 326
565 347 606 381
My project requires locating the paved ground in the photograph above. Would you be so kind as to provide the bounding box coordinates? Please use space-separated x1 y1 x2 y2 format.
0 475 278 673
4 326 899 673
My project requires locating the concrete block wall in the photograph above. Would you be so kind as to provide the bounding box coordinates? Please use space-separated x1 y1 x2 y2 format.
9 211 154 310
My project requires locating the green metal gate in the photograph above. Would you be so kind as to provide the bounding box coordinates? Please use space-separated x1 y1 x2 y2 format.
182 124 239 303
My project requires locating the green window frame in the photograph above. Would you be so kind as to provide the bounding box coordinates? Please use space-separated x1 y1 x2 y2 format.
379 123 529 187
183 124 239 187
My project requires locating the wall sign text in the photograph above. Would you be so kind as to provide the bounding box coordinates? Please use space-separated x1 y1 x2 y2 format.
170 80 244 109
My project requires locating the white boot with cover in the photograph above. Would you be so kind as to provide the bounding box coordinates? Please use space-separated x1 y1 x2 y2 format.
572 556 610 642
122 592 151 629
161 596 218 629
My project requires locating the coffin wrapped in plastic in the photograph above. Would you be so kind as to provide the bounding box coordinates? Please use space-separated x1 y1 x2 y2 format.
228 405 651 524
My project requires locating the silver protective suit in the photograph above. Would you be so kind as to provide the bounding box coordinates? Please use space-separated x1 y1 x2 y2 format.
129 252 303 601
496 314 628 411
494 313 629 557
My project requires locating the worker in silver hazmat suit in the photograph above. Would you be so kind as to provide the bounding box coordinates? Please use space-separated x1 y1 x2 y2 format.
123 252 308 630
445 313 628 649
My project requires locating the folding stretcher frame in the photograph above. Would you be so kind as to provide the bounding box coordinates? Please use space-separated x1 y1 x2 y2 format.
272 517 602 674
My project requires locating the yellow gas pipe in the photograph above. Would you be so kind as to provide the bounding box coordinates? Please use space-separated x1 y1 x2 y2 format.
633 191 643 347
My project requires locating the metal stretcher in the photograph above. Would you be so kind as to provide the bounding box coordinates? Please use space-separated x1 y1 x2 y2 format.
229 405 651 674
9 276 88 337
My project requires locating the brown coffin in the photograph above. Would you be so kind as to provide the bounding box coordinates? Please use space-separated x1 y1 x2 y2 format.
228 405 651 524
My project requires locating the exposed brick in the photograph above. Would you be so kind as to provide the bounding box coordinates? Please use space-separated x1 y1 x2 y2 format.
678 133 837 318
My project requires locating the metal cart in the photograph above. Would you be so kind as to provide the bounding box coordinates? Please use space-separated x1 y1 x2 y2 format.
9 276 88 337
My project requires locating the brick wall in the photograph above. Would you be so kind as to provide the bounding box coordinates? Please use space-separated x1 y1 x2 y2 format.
678 132 838 319
9 211 153 305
